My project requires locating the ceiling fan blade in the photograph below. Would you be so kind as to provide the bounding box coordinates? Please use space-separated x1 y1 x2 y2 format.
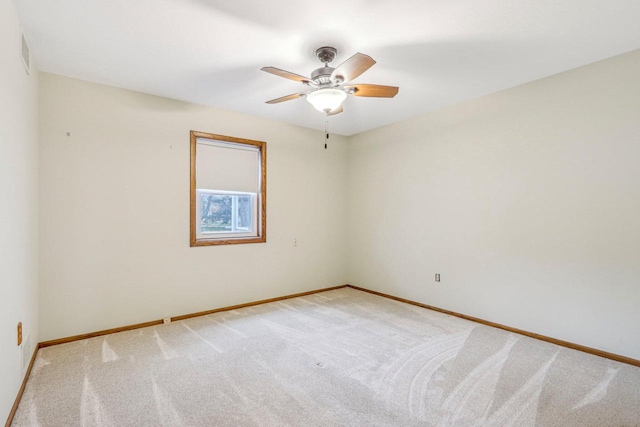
344 84 399 98
261 67 311 84
327 105 343 116
330 53 376 83
265 91 310 104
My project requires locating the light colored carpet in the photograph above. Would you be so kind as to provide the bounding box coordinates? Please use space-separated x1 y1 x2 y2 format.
12 287 640 426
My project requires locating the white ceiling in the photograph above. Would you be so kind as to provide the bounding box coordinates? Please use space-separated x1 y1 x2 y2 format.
14 0 640 136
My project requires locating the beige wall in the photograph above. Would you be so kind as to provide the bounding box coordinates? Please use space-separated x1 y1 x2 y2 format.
38 73 348 341
35 49 640 363
347 50 640 360
0 0 39 421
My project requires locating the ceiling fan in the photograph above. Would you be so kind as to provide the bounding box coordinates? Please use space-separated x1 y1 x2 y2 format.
261 46 399 115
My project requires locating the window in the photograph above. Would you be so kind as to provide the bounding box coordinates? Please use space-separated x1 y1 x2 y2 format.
190 131 266 246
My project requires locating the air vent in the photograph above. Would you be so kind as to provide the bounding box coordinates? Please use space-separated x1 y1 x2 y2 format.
21 31 30 75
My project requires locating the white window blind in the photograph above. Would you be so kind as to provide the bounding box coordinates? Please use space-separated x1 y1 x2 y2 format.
196 138 260 193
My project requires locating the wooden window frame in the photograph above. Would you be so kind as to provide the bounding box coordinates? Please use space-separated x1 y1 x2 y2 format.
190 131 266 246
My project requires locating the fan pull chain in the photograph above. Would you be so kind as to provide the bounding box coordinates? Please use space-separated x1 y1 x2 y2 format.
324 113 329 149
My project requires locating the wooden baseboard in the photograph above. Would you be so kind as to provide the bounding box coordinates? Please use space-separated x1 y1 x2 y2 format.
4 345 39 427
39 284 349 348
39 319 164 348
347 284 640 368
32 281 639 371
171 284 348 321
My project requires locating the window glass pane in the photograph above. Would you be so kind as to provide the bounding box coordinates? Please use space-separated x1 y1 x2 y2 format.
201 193 232 233
236 195 252 231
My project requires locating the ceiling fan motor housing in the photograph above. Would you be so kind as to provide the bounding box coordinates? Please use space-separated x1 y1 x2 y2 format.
311 66 335 85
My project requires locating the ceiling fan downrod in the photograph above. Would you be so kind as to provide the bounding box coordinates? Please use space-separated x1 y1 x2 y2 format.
311 47 339 86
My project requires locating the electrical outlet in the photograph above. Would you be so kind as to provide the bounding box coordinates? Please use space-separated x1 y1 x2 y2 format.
435 273 441 282
17 322 22 346
293 237 298 247
163 317 171 324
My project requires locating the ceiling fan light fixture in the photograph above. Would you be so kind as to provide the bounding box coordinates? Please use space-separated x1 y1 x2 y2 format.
307 89 347 113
